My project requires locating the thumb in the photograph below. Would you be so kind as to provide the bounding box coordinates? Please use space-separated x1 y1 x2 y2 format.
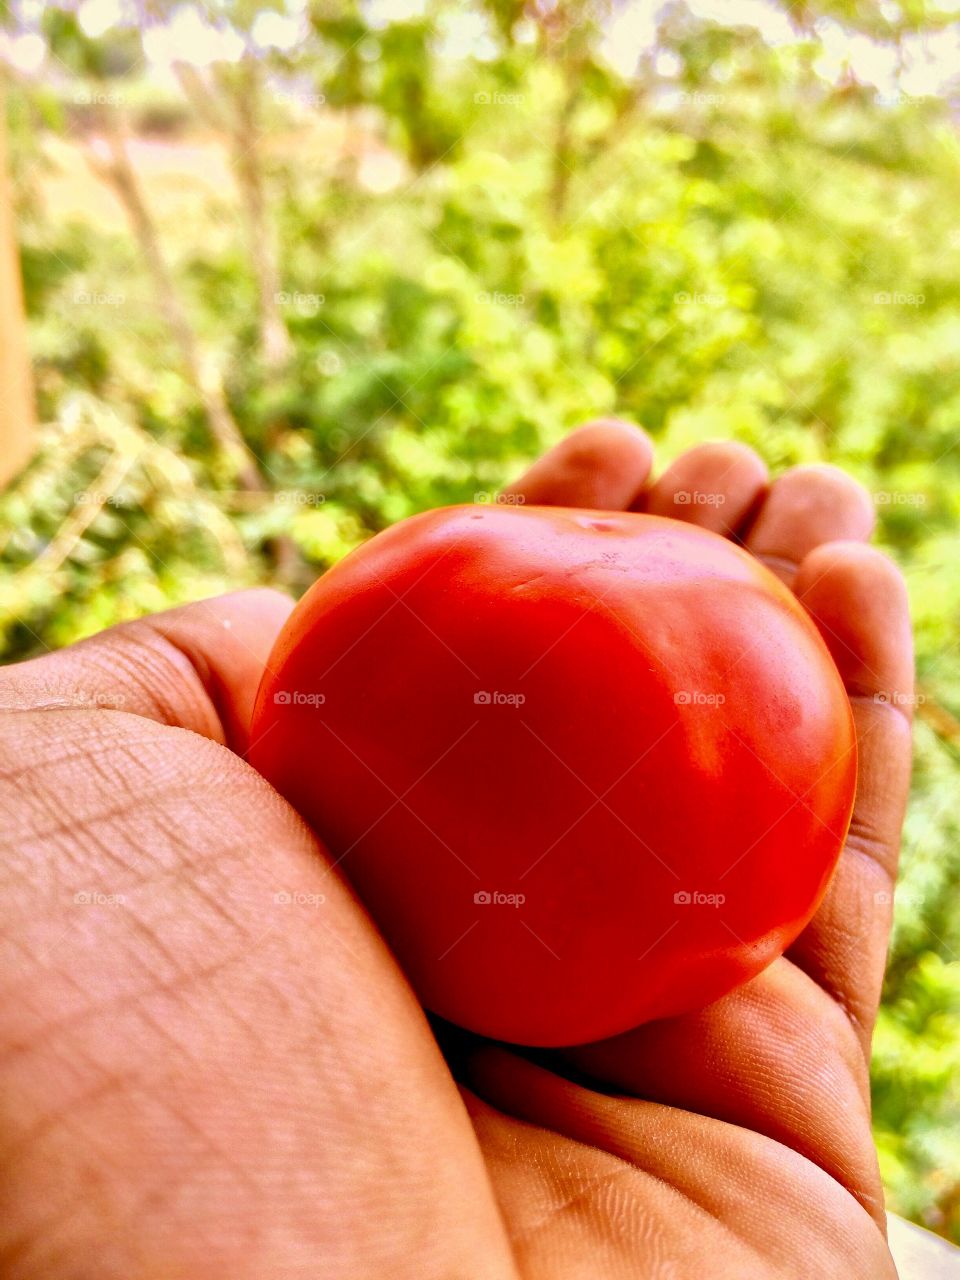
0 588 294 755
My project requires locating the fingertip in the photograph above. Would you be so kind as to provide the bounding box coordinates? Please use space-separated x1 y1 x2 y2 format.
210 586 297 633
794 542 913 711
807 464 877 531
746 465 876 582
642 440 769 533
204 585 297 615
147 588 296 674
795 541 906 600
707 438 770 485
503 418 654 510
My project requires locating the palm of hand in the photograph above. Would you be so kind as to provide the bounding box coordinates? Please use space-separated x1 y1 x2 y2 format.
0 425 911 1279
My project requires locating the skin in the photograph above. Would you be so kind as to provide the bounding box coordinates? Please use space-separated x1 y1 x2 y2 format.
0 422 912 1279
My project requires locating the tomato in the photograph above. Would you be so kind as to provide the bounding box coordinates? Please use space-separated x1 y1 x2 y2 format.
250 505 856 1047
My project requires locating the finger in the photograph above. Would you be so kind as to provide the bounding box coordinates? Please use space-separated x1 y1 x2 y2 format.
501 419 654 510
463 1038 895 1276
561 960 884 1226
787 542 914 1045
640 441 768 536
744 465 875 585
0 589 294 754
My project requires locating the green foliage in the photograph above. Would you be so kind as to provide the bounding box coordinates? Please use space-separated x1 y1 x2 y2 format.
2 0 959 1240
874 723 960 1235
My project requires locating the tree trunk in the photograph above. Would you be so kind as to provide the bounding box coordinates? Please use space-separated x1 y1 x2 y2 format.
0 87 36 489
228 59 293 370
88 108 264 492
175 59 293 371
549 75 580 223
83 94 305 583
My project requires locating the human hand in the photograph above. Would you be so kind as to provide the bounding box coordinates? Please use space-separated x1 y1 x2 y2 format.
459 422 911 1278
0 423 911 1278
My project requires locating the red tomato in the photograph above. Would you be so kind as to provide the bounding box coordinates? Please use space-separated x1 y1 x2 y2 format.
250 505 856 1047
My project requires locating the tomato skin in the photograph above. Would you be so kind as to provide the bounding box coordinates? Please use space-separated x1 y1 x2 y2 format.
250 505 857 1047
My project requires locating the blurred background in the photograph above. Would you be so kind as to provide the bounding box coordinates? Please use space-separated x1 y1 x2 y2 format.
0 0 957 1246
